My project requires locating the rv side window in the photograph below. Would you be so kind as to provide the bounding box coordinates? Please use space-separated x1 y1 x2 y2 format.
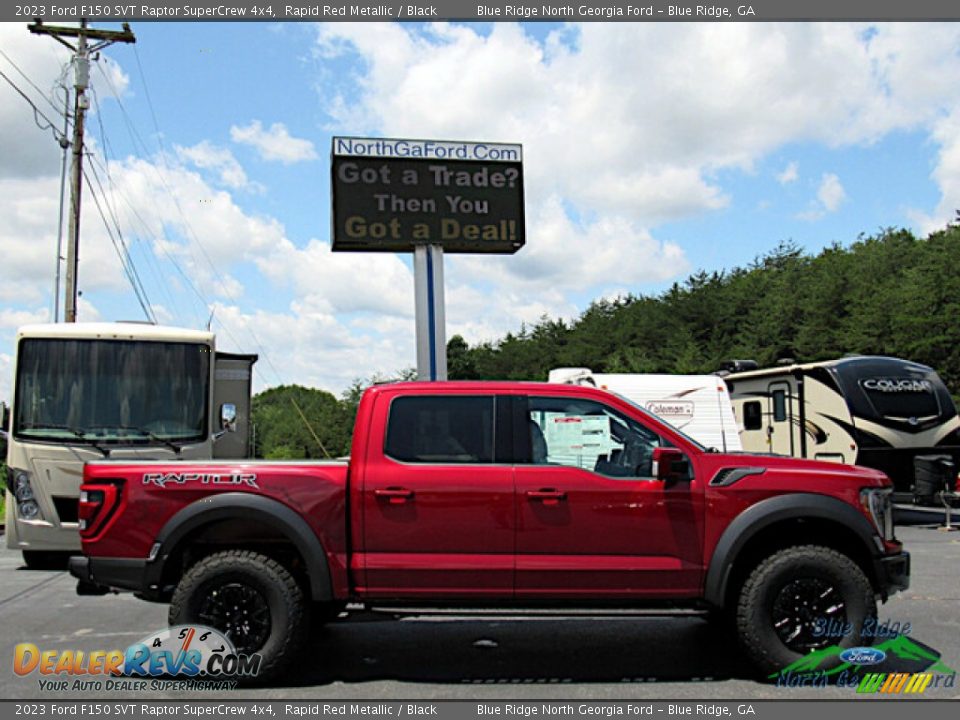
772 390 787 422
743 401 763 430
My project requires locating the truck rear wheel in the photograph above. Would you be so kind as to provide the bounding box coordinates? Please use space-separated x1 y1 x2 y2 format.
735 545 876 676
169 549 307 682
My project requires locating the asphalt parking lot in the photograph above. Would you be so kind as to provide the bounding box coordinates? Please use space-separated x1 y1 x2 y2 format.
1 507 958 701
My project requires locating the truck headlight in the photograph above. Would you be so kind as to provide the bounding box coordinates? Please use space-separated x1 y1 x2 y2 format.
861 487 894 541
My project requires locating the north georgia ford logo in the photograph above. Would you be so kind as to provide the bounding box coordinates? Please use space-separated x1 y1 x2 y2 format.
839 647 887 666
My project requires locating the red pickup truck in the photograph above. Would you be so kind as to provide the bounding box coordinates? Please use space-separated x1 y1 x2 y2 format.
70 381 909 679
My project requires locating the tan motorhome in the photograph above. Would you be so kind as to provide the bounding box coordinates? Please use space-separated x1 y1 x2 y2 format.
723 356 960 498
3 323 256 568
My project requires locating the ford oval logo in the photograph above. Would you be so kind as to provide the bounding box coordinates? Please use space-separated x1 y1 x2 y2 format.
840 647 887 665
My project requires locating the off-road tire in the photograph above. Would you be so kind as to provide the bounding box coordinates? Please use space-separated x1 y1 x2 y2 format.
169 549 307 683
735 545 876 677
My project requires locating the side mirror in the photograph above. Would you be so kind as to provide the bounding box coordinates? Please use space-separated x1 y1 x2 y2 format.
0 403 9 441
652 446 688 483
220 403 237 433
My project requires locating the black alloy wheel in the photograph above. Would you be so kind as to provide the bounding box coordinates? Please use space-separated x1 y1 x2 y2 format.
196 581 272 654
771 576 847 653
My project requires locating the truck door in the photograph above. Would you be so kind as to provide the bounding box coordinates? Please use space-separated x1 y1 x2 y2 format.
358 394 515 598
767 381 796 457
514 395 703 598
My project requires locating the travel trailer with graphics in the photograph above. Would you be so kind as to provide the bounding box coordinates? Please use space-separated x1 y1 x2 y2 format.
548 368 742 452
722 356 960 497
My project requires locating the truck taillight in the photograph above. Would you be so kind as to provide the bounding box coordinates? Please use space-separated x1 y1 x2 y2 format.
78 482 122 538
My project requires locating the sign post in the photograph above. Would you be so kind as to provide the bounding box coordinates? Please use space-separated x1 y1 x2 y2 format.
413 244 447 380
331 137 525 381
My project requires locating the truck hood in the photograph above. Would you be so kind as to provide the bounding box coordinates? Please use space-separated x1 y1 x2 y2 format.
702 451 891 488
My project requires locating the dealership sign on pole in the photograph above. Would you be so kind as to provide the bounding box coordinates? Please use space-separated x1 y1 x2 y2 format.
331 137 525 380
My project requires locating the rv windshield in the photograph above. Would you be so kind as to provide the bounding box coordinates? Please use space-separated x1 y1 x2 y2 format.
13 339 210 444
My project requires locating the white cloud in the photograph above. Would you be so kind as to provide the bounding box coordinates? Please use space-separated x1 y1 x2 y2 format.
211 302 416 395
798 172 847 221
818 173 847 212
255 238 414 317
7 22 960 402
910 110 960 234
230 121 318 164
317 22 960 239
0 24 130 180
176 141 259 191
0 353 10 411
777 161 799 185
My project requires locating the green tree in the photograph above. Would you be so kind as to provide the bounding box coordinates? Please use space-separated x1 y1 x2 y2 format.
252 385 353 459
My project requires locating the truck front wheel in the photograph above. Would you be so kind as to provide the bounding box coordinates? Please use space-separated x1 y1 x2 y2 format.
735 545 876 676
169 549 307 682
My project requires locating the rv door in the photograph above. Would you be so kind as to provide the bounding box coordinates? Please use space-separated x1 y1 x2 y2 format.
767 381 796 456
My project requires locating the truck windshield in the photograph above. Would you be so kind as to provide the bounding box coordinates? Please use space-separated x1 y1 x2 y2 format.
13 339 210 444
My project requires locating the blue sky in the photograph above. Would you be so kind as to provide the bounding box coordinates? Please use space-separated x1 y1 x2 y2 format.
2 21 960 401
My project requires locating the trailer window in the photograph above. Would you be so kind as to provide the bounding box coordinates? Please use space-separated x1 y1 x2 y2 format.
743 401 763 430
385 396 494 464
772 390 788 422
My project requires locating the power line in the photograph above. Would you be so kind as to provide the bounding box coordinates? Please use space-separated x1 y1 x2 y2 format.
0 66 66 144
82 162 156 323
0 46 66 118
87 88 187 324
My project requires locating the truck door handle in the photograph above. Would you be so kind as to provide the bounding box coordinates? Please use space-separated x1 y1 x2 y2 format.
526 489 566 505
374 487 414 504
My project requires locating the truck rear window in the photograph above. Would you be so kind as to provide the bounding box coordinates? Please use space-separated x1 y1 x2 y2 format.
385 396 494 464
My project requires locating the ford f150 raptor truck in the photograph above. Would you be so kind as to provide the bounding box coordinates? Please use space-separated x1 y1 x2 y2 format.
70 381 909 679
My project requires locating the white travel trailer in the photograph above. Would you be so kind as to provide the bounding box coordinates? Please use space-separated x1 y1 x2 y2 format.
722 356 960 496
3 323 256 567
547 368 742 452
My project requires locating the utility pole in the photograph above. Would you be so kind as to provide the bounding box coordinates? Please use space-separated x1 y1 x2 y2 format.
28 20 136 323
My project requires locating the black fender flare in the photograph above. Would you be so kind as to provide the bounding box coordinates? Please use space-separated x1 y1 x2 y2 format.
703 492 881 607
144 492 333 601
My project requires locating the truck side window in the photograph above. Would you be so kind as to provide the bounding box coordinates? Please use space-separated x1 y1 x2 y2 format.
527 396 666 480
743 401 763 430
385 396 494 464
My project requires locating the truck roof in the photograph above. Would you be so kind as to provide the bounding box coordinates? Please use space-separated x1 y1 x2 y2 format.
16 322 214 344
370 380 588 393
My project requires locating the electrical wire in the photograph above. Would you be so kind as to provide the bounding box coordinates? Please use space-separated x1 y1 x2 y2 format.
88 86 186 323
108 49 331 455
83 161 157 324
0 67 67 144
0 47 66 118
